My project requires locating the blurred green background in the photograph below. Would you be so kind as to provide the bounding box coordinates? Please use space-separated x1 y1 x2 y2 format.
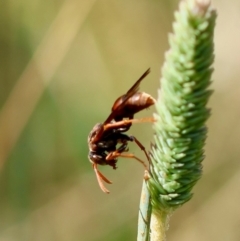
0 0 239 240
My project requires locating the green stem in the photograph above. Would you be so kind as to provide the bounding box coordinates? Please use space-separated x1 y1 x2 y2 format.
150 210 169 241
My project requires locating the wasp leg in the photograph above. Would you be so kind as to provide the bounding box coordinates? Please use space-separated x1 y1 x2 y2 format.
106 151 148 171
128 135 150 162
92 163 112 194
103 117 156 131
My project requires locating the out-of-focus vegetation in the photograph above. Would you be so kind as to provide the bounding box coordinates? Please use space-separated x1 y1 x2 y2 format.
0 0 239 240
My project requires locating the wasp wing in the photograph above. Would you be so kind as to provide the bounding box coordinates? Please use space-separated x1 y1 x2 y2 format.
104 68 150 125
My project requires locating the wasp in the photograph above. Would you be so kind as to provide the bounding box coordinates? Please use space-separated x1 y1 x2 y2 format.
88 68 155 193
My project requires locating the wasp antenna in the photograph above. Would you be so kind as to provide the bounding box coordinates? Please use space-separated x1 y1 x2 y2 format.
93 164 111 194
96 169 112 184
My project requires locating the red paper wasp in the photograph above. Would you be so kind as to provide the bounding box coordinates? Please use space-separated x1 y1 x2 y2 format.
88 68 155 193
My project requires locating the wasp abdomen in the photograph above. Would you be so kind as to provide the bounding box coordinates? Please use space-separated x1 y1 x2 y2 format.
112 92 155 121
127 92 155 108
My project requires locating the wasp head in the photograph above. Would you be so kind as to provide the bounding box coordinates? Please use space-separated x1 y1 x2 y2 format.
88 123 104 147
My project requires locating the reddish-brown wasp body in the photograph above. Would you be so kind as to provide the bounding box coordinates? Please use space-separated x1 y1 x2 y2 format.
88 68 155 193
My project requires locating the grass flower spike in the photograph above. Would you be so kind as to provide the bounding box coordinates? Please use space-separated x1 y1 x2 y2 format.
139 1 217 241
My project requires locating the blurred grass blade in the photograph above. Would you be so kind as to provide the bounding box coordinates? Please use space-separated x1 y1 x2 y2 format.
0 0 96 168
137 180 151 241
